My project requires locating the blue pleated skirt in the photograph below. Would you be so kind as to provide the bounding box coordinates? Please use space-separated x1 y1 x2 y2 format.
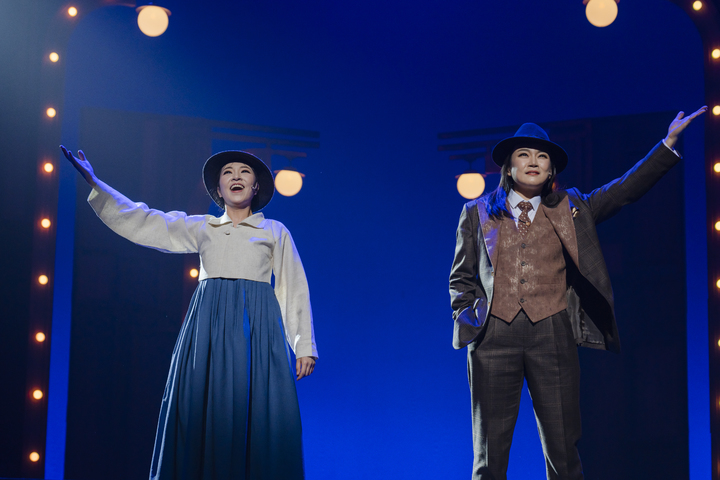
149 278 304 480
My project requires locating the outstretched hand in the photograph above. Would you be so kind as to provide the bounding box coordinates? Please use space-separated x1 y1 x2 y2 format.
664 106 707 149
60 145 97 187
296 356 315 380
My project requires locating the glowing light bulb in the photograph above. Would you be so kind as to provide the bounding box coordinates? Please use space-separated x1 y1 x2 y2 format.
49 52 59 62
713 106 720 116
32 390 43 400
585 0 618 28
29 452 40 462
712 49 720 59
716 279 720 289
189 268 199 278
714 163 720 173
693 1 703 10
41 218 51 229
275 170 304 196
38 275 48 285
46 108 56 118
456 172 485 199
44 162 54 173
68 7 77 17
36 332 46 342
137 5 170 37
715 221 720 231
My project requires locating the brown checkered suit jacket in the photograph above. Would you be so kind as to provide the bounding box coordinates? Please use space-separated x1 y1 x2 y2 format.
449 141 680 352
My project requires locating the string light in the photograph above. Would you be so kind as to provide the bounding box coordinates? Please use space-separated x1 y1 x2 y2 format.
693 1 703 10
32 390 43 400
29 452 40 462
35 332 46 343
46 108 56 118
713 106 720 116
67 7 77 17
714 162 720 173
189 268 199 278
41 218 51 229
49 52 59 62
38 275 48 285
43 162 54 173
714 220 720 231
712 49 720 59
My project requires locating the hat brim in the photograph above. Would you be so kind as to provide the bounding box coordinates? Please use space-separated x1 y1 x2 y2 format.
491 136 568 173
203 151 275 212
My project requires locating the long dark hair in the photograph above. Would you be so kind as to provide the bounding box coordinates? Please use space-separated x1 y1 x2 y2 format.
484 154 557 220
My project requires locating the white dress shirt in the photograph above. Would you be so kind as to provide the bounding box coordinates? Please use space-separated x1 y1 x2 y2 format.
507 189 542 225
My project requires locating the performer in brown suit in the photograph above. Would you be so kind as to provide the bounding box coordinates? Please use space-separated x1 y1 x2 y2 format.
449 106 706 480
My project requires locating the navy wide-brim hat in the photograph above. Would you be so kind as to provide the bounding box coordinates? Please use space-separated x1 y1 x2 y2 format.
203 151 275 212
491 123 569 173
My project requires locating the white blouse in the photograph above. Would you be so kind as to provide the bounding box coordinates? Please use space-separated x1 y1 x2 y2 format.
88 179 318 358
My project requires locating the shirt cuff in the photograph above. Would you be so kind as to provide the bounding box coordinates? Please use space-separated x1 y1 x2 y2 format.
662 139 680 157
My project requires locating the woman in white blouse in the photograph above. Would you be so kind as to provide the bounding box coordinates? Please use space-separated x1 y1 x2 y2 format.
61 146 317 480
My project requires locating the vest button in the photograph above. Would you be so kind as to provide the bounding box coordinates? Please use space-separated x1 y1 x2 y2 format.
521 243 526 248
520 298 525 303
521 261 527 266
520 279 526 284
225 231 231 235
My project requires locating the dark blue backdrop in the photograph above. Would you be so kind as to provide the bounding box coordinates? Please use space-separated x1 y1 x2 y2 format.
2 0 709 479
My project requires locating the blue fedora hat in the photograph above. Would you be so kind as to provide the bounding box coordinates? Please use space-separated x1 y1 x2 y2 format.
491 123 568 173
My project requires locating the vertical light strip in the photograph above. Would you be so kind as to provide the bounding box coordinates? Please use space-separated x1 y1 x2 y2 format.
45 152 77 480
684 125 711 480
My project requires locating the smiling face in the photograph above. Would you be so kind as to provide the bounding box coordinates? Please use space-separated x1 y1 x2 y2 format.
508 147 553 199
216 162 258 210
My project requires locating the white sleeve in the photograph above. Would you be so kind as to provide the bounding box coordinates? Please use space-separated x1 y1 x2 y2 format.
272 225 318 358
87 179 204 254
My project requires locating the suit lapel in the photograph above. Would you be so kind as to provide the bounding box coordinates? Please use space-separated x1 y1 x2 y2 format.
477 202 501 269
541 195 580 269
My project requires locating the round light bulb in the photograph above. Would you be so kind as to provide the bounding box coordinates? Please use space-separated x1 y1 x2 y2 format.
41 218 51 229
43 162 54 173
29 452 40 462
67 7 77 17
189 268 199 278
714 163 720 173
46 108 56 118
49 52 59 63
36 332 46 342
137 6 170 37
38 275 48 285
693 1 703 10
32 389 43 400
715 221 720 231
456 172 485 200
275 170 303 197
712 49 720 59
716 279 720 289
713 105 720 116
586 0 618 28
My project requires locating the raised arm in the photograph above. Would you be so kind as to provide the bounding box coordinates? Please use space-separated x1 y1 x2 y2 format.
582 106 707 224
60 146 204 254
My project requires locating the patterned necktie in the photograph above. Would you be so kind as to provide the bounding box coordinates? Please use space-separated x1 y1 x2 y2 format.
517 201 533 237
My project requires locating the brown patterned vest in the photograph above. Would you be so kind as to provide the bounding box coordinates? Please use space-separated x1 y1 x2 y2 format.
489 204 568 323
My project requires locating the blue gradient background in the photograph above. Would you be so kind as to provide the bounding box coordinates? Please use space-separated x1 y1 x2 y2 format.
0 0 709 479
